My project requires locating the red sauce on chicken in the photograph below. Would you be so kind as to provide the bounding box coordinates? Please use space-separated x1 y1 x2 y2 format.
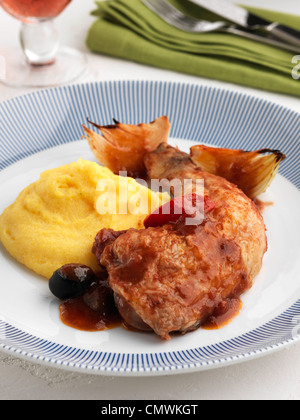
60 290 243 333
60 223 251 331
202 298 243 329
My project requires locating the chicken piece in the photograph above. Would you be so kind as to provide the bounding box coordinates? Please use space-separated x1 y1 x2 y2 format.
96 145 268 340
92 229 127 267
100 223 251 339
145 144 267 280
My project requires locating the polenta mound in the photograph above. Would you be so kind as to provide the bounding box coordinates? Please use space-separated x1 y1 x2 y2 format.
0 159 169 279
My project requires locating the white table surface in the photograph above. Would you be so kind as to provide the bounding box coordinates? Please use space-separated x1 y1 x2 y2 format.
0 0 299 401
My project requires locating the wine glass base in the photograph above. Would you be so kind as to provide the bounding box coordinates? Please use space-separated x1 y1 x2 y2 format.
0 46 88 88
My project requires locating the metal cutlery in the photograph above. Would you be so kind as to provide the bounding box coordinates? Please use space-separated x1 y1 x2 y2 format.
142 0 299 53
188 0 300 49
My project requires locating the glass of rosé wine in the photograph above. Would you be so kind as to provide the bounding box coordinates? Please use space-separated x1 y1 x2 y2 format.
0 0 87 87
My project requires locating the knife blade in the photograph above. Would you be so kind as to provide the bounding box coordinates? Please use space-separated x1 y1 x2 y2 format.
188 0 300 48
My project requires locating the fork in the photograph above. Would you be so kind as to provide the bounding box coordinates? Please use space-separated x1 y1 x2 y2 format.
142 0 298 53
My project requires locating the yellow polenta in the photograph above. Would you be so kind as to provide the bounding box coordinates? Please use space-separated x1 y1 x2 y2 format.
0 159 170 278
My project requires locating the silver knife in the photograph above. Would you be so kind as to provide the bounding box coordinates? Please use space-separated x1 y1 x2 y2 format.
188 0 300 48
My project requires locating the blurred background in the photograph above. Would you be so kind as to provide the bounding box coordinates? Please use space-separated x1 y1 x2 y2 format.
0 0 300 110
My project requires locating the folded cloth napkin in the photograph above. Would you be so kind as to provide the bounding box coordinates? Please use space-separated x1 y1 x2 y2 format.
86 0 300 97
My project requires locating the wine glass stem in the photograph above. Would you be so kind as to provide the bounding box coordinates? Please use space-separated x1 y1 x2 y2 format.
20 20 60 66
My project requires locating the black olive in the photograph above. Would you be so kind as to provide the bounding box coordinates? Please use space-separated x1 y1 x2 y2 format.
49 264 95 300
83 279 114 312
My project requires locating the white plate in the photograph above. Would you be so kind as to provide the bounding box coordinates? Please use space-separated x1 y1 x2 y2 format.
0 81 299 376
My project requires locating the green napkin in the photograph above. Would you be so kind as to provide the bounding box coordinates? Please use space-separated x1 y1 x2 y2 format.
86 0 300 97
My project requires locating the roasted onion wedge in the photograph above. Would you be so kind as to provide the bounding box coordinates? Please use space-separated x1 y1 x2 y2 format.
190 145 286 199
82 116 171 178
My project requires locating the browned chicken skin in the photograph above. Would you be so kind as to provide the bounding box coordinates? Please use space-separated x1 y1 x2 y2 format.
94 144 268 340
145 144 267 280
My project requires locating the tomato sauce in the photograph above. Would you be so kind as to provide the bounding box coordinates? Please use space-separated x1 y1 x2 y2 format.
60 284 245 334
59 278 122 332
254 198 273 213
60 292 243 333
202 298 243 330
